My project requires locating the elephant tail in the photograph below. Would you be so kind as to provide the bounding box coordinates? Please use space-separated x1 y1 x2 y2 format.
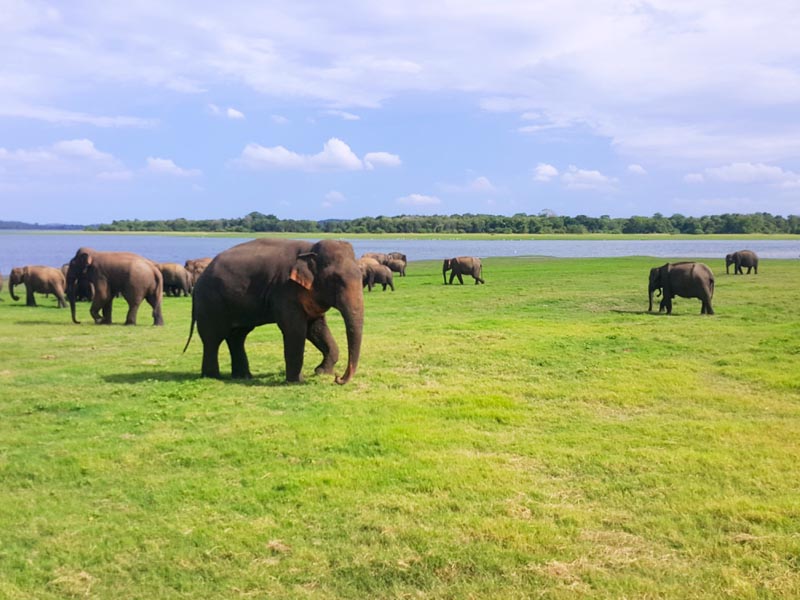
183 305 196 353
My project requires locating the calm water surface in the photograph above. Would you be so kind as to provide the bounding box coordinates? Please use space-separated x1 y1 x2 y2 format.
1 231 798 274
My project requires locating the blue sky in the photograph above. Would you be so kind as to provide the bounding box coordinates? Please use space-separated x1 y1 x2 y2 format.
1 1 799 224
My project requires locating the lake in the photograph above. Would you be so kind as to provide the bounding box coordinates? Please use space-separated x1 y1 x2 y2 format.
1 231 798 274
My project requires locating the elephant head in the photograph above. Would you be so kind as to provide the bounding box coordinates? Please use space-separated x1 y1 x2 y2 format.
66 247 93 324
725 253 735 274
442 258 453 284
8 267 26 301
289 240 364 384
648 264 668 312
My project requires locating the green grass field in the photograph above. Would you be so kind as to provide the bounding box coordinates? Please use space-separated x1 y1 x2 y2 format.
1 256 799 598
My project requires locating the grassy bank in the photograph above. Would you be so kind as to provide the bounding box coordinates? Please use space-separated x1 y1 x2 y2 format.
1 256 798 598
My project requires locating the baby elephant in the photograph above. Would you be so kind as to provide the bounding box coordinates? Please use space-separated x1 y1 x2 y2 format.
725 250 758 275
9 265 68 307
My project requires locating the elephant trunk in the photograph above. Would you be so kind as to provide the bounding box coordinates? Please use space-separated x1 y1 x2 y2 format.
334 283 364 385
442 259 450 284
66 271 81 324
9 277 20 301
648 283 655 312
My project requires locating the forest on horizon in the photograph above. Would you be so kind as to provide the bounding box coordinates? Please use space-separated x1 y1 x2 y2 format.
88 211 800 235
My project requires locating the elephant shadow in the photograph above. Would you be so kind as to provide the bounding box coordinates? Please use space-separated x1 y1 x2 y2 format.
102 370 287 386
609 309 692 317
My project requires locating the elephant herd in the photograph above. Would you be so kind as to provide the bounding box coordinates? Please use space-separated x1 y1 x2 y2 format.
648 249 759 315
3 241 762 387
3 249 215 325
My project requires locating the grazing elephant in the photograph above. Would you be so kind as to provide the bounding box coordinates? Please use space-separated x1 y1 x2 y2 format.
648 262 715 315
361 252 388 265
385 258 406 277
66 247 164 325
725 250 759 275
9 266 67 307
62 263 93 301
158 262 192 296
185 239 363 384
184 257 212 287
358 258 394 292
443 256 485 285
387 252 407 276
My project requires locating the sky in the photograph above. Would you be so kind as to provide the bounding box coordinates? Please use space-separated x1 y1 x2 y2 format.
1 1 799 224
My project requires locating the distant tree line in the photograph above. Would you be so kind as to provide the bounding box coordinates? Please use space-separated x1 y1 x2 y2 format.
91 211 800 235
0 220 84 230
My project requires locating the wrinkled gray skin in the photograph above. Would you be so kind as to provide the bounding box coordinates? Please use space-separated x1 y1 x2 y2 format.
9 265 67 307
725 250 759 275
648 262 715 315
443 256 485 285
158 262 192 296
67 247 164 325
186 239 364 385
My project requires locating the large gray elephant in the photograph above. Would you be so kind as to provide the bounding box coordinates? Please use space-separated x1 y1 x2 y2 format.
648 262 715 315
9 265 67 307
158 262 192 296
725 250 759 275
185 239 363 384
62 263 93 301
443 256 485 285
66 247 164 325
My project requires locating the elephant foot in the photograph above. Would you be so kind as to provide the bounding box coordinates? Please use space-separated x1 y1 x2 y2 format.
231 370 253 380
314 364 335 376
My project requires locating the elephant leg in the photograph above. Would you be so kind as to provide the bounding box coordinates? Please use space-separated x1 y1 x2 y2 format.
90 298 104 323
456 272 464 284
307 317 339 375
226 327 253 379
26 289 37 307
146 292 164 326
124 299 141 325
279 318 307 383
200 336 223 378
56 291 67 308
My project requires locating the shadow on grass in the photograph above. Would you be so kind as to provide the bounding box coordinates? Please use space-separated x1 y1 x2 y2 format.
102 370 287 386
610 309 697 317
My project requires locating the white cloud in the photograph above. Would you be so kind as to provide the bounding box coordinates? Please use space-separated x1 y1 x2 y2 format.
145 157 201 177
439 176 498 194
0 104 155 128
324 109 360 121
628 164 647 175
364 151 402 170
397 193 441 206
322 190 346 208
684 173 705 183
685 162 800 187
561 165 617 191
0 139 124 178
271 114 289 125
209 104 245 119
236 138 399 172
534 163 559 182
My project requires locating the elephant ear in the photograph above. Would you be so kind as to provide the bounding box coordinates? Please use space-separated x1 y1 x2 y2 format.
290 252 317 291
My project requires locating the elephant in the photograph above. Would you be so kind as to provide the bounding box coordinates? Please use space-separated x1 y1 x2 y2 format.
725 250 759 275
66 247 164 325
185 239 364 384
361 252 388 265
62 263 93 301
385 258 406 277
184 257 212 287
358 257 394 292
443 256 485 285
158 262 192 296
648 262 715 315
9 265 67 307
